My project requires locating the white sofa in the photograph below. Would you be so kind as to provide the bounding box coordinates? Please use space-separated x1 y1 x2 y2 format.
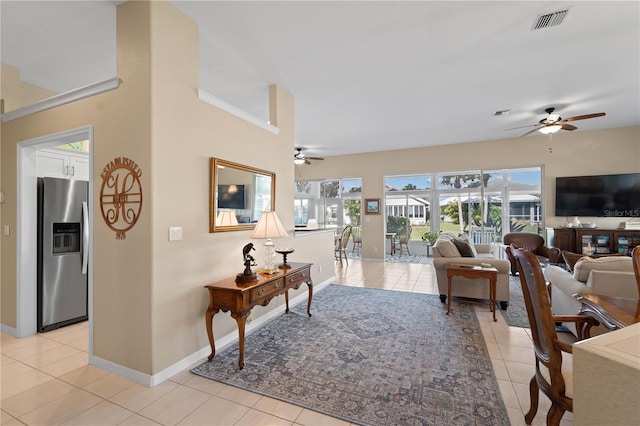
543 256 637 336
432 233 511 309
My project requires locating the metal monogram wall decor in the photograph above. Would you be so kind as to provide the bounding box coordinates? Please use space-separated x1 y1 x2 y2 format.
100 157 143 239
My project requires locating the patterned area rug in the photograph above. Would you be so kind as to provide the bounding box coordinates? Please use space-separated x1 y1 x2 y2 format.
499 275 530 328
347 252 428 263
192 285 509 425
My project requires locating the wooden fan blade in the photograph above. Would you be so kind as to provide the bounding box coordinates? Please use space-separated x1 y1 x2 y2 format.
506 124 538 131
306 156 324 160
563 112 605 122
521 126 543 137
561 123 577 131
304 159 311 165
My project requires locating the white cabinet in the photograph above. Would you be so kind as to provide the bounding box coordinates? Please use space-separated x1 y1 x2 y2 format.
37 148 89 181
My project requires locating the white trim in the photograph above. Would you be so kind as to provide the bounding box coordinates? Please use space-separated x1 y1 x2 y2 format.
16 126 93 345
97 277 333 387
0 324 18 336
2 77 120 123
197 89 280 135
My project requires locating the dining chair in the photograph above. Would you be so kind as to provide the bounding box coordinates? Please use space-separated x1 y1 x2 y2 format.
335 225 352 264
510 245 597 426
351 226 362 254
632 246 640 295
393 225 412 256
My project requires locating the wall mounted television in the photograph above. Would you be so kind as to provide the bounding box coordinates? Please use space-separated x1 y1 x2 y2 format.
555 173 640 217
217 184 246 210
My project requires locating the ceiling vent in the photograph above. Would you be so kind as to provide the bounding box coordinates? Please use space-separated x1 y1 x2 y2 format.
532 9 569 30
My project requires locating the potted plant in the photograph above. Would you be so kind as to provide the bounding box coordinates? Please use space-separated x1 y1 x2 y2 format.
421 231 440 245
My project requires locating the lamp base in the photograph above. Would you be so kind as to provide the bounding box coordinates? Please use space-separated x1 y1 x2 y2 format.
235 273 258 283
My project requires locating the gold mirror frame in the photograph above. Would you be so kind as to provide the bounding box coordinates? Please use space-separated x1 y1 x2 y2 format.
210 158 276 232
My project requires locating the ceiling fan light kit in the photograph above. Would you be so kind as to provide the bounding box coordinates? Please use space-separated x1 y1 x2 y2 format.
538 124 562 135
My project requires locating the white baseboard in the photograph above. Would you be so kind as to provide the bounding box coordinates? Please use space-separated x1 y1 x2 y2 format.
1 324 18 336
90 277 334 387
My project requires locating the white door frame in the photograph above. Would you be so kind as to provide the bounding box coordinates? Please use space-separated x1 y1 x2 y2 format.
16 127 93 356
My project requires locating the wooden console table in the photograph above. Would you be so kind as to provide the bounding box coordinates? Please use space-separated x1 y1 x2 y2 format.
204 262 313 369
446 264 497 321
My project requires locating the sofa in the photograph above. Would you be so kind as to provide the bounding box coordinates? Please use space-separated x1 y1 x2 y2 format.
543 255 637 336
504 232 562 275
432 233 511 309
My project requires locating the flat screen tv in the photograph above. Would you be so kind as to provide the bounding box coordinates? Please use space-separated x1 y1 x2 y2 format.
555 173 640 217
217 184 246 210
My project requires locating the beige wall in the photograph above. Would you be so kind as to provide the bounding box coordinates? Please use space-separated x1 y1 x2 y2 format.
297 126 640 259
1 63 57 111
1 0 335 379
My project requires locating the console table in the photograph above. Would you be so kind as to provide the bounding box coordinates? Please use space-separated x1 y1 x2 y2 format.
204 262 313 369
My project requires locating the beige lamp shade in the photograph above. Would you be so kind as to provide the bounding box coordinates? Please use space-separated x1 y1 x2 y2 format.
216 210 239 226
251 211 289 239
251 211 289 274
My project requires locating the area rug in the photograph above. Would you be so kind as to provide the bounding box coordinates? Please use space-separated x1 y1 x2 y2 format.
347 252 428 264
191 285 509 425
499 275 530 328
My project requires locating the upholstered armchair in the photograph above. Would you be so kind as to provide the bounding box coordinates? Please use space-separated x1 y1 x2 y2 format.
504 232 561 275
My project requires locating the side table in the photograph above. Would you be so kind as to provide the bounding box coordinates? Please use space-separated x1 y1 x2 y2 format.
446 264 498 321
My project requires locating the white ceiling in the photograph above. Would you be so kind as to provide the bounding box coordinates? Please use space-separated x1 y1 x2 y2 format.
2 1 639 157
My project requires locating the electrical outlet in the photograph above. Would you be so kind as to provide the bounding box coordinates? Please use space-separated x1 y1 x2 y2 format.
3 225 9 236
317 264 322 273
168 226 182 241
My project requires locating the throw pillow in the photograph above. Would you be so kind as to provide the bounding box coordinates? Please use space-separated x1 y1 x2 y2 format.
452 238 475 257
572 256 633 283
457 234 479 257
434 239 461 257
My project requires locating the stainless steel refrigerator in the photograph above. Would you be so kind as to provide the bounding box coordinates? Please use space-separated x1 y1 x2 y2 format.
37 177 89 332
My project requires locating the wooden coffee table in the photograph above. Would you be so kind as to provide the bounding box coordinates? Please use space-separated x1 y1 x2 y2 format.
446 264 498 321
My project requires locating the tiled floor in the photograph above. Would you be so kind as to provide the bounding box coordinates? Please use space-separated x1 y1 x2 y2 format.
1 258 572 425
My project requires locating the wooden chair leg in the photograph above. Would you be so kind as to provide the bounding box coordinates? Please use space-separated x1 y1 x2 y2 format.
524 376 539 425
546 403 566 426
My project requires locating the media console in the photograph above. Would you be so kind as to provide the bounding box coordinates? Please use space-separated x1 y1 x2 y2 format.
547 228 640 255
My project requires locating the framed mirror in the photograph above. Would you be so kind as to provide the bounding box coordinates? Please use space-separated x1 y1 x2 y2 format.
210 158 275 232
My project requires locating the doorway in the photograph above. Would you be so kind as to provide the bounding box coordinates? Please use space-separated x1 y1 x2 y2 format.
16 126 93 357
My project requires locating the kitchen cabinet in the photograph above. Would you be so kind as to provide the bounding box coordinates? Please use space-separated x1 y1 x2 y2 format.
37 148 89 181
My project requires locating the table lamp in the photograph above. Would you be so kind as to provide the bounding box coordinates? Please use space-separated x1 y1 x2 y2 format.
216 209 239 226
251 211 289 274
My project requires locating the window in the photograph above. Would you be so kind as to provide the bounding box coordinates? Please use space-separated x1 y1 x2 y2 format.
384 174 432 239
386 167 542 242
294 178 362 229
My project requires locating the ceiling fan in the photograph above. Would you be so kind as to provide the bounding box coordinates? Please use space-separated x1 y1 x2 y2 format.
507 107 606 137
294 148 324 165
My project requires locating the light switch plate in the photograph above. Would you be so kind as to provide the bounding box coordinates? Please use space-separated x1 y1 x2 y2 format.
3 225 10 236
169 226 182 241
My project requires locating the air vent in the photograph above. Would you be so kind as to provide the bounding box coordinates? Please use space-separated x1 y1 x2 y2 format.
532 9 569 30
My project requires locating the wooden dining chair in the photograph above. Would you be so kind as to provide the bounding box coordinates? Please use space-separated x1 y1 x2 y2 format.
510 245 597 426
632 246 640 295
393 225 412 256
335 225 352 264
351 226 362 254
